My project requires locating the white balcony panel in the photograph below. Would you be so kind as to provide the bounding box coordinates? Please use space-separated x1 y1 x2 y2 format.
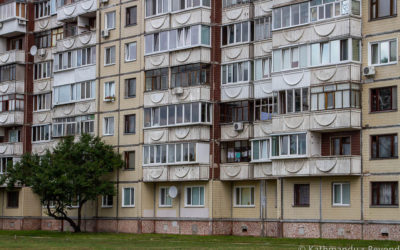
0 111 24 126
144 128 169 144
143 165 209 182
145 53 170 70
33 79 53 93
55 31 96 53
272 70 310 91
220 163 253 180
32 141 58 155
0 50 25 66
254 0 272 17
53 65 96 86
0 18 26 37
170 47 211 67
169 126 210 142
222 44 252 64
221 123 253 141
145 14 170 33
33 111 52 124
311 64 361 85
253 162 273 179
34 15 61 33
171 8 211 29
272 113 310 133
221 83 253 102
144 86 211 107
52 100 95 118
272 18 361 48
34 48 55 63
0 142 23 156
309 109 361 131
254 40 272 58
222 4 253 24
253 79 272 99
253 121 272 138
57 0 97 21
0 80 24 95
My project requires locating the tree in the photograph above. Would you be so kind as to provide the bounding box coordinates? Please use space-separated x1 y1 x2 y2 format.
0 134 123 232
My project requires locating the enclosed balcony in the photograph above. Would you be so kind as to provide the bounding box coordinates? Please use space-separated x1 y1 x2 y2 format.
0 50 25 67
55 30 96 53
0 142 23 157
143 165 209 182
0 111 24 126
220 163 253 180
56 0 97 21
0 1 27 37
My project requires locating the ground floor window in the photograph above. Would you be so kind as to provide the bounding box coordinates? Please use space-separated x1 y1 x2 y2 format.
234 187 254 207
122 188 135 207
371 182 398 206
332 183 350 206
294 184 309 207
160 187 172 207
102 195 113 208
185 186 204 206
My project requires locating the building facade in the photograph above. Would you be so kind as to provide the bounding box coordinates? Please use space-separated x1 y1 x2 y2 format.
0 0 398 240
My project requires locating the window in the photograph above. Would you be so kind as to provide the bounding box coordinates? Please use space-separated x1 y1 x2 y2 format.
125 42 137 62
9 130 20 143
273 45 307 72
143 143 197 165
278 88 309 114
371 86 397 112
171 64 210 87
273 2 309 29
311 83 360 111
0 2 26 21
371 134 398 159
254 17 271 41
33 93 51 111
234 187 254 206
144 102 212 128
0 65 16 82
294 184 309 206
145 68 168 91
331 137 351 155
7 191 19 208
103 117 114 136
223 0 251 8
105 11 116 29
34 61 52 80
145 0 168 17
171 0 210 11
0 157 11 174
370 0 397 19
311 39 359 66
0 94 24 112
310 0 359 22
160 187 172 207
333 183 350 206
54 81 95 105
370 40 397 65
252 139 270 161
102 195 113 207
220 101 252 123
124 114 136 134
272 133 306 157
34 0 50 19
35 31 51 49
32 125 51 142
104 46 116 65
54 47 96 71
51 28 63 47
104 81 115 100
186 186 204 206
52 115 94 137
221 141 251 163
221 21 251 46
254 58 271 80
126 6 137 26
125 78 136 98
255 96 277 121
77 47 96 67
221 61 251 84
125 151 135 170
122 188 135 207
371 182 398 206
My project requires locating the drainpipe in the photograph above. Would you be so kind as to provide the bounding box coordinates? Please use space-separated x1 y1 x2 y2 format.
319 176 322 238
260 180 265 236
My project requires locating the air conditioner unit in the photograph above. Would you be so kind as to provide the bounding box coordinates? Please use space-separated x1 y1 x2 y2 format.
101 0 108 3
363 66 375 77
38 48 46 57
18 19 26 25
233 122 244 131
101 29 109 38
172 87 184 95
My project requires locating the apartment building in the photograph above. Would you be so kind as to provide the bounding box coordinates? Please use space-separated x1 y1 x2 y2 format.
0 0 398 240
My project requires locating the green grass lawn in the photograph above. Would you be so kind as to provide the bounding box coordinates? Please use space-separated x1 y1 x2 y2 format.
0 230 398 249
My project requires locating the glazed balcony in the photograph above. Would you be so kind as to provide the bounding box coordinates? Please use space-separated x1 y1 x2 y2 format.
254 0 272 18
310 63 361 85
220 163 253 181
57 0 97 21
0 2 27 37
221 82 253 102
0 50 25 67
143 165 209 182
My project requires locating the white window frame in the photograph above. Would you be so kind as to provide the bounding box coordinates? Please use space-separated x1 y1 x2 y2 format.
159 187 172 207
122 187 135 207
221 60 251 85
104 46 116 66
254 57 271 80
104 81 115 100
105 11 116 30
251 139 271 162
125 42 137 62
143 142 197 166
185 186 205 207
103 117 114 136
101 195 113 208
369 39 398 66
332 182 350 206
32 124 51 142
221 21 251 47
233 186 255 207
271 133 307 158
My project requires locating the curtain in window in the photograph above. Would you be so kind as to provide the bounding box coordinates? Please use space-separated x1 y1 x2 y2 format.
380 183 392 205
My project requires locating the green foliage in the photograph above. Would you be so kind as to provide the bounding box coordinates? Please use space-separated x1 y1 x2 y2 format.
0 134 123 232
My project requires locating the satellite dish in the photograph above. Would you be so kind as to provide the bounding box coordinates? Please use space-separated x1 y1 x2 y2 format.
30 45 38 56
168 186 178 199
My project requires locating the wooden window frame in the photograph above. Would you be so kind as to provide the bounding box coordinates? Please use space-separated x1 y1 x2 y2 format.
371 182 398 206
371 134 398 159
370 0 397 20
331 136 351 156
370 86 397 112
293 184 310 207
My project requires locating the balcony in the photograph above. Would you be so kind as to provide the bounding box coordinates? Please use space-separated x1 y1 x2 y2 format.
0 2 27 37
171 7 211 29
0 80 24 95
271 156 361 177
221 123 253 141
220 163 253 180
143 165 209 182
57 0 97 21
144 126 210 144
144 85 210 107
222 3 253 24
254 39 272 59
53 65 96 86
0 111 24 126
272 113 310 133
34 15 58 33
52 100 95 118
253 162 272 179
32 140 58 155
253 120 272 138
55 31 96 53
222 43 253 64
310 63 361 85
0 50 25 66
309 109 361 131
254 0 272 18
253 78 272 99
0 142 23 157
170 47 211 67
221 82 253 102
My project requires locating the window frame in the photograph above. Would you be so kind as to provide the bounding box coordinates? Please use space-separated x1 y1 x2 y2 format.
103 116 115 136
124 151 135 170
7 191 19 208
370 0 397 20
32 124 51 142
293 183 310 207
101 195 113 208
233 186 255 207
330 136 351 156
185 186 205 207
370 134 398 159
104 46 116 66
122 187 135 207
332 182 351 206
126 6 137 26
370 86 397 113
369 39 398 66
371 182 398 207
125 78 136 98
104 81 115 100
159 187 172 207
105 11 116 30
125 42 137 62
124 114 136 134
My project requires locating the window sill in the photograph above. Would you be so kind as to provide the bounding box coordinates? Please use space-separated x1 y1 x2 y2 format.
292 205 310 207
233 205 255 208
104 63 116 67
102 134 114 137
369 109 398 114
184 205 205 208
125 23 137 28
124 59 137 63
159 205 172 208
123 132 136 135
370 157 399 160
369 62 398 67
6 207 18 209
370 205 399 208
123 168 135 171
369 15 397 22
122 205 135 208
332 204 351 207
101 206 113 208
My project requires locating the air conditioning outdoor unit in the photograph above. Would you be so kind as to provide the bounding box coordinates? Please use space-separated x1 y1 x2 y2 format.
18 19 26 25
233 122 244 131
101 0 108 3
38 48 46 57
172 87 184 95
101 29 109 38
363 66 375 77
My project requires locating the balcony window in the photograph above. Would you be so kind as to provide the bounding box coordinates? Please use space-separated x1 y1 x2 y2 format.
255 96 277 121
221 141 251 163
331 137 351 155
273 45 307 72
125 42 137 62
370 40 397 66
0 2 26 22
145 68 168 91
145 0 168 17
371 182 398 206
221 21 251 46
171 64 210 87
234 187 254 207
32 125 51 142
35 31 51 49
52 115 94 137
272 133 306 157
159 187 172 207
0 65 16 82
171 0 210 11
0 94 24 112
278 88 309 114
51 28 63 47
333 183 350 206
34 61 52 80
273 2 309 30
125 78 136 98
143 142 196 165
33 93 51 111
311 83 360 110
0 157 12 174
223 0 251 8
371 86 397 112
254 58 271 80
252 139 270 161
144 102 211 127
254 17 271 41
221 61 251 84
54 81 95 105
294 184 309 206
370 0 397 19
9 129 20 143
311 39 360 66
185 186 204 206
77 47 96 67
310 0 360 22
220 101 252 123
54 47 95 71
126 6 137 26
371 134 398 159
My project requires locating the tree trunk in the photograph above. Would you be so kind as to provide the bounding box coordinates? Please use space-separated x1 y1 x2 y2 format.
77 204 82 233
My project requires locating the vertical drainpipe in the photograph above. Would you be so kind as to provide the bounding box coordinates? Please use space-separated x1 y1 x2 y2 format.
319 176 322 238
279 177 283 238
260 180 265 236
